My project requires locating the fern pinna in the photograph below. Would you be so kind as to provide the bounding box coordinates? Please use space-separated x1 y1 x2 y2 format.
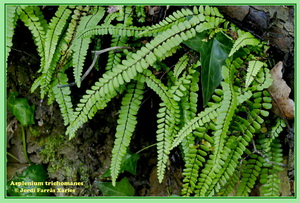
7 5 291 196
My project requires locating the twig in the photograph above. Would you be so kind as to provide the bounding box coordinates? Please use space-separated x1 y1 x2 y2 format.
238 139 286 178
251 139 286 167
58 46 132 88
11 48 39 62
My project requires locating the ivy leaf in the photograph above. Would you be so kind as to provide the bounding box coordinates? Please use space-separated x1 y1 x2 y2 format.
7 165 49 196
7 92 35 126
102 152 140 178
96 177 135 196
184 32 232 106
120 153 140 175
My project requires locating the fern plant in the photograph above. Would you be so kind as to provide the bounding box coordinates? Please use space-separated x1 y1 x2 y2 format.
7 5 291 196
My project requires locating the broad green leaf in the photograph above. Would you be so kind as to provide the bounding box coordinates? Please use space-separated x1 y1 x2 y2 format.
8 92 35 126
102 152 140 178
7 165 49 196
96 177 135 196
184 32 232 106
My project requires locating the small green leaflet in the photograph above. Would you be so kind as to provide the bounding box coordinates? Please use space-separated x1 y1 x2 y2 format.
7 165 49 196
245 60 266 88
228 31 260 57
102 152 140 178
8 92 35 126
96 177 135 196
184 31 232 106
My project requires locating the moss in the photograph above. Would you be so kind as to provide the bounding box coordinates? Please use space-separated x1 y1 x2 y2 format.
39 134 91 188
28 126 40 137
39 134 76 180
39 134 65 162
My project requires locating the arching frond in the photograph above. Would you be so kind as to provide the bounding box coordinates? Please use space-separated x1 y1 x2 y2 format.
110 81 144 186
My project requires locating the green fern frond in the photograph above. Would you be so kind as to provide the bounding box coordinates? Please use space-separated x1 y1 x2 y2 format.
79 7 208 40
44 6 72 73
237 90 253 105
72 7 105 87
8 5 289 197
139 7 193 36
110 80 144 186
245 60 266 88
218 170 240 196
32 6 73 98
135 6 146 23
6 6 19 63
261 173 281 196
156 102 175 183
33 31 74 98
105 5 132 72
31 6 89 97
52 72 74 125
205 136 242 196
257 119 285 155
140 70 180 122
181 144 207 196
171 102 221 149
228 31 260 57
270 118 286 139
260 139 284 196
105 35 128 71
236 154 264 196
173 54 190 79
169 76 190 102
67 15 205 138
178 65 200 163
194 58 239 196
77 24 148 38
124 6 134 25
262 139 284 171
34 43 64 98
140 70 182 183
188 64 201 116
17 6 47 69
202 5 223 17
255 68 273 91
102 8 118 25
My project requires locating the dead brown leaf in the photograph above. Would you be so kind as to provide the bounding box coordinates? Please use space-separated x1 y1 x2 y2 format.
268 61 294 119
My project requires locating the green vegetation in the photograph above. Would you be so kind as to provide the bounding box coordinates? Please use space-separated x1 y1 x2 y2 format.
7 5 289 196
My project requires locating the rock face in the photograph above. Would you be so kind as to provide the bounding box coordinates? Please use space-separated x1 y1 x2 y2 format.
218 6 294 54
218 6 294 94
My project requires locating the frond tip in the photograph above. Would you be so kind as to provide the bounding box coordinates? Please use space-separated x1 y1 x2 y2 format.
245 60 266 88
110 81 144 186
228 31 260 57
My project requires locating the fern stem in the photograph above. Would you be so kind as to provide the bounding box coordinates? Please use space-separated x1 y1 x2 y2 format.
21 125 32 165
58 46 132 88
7 152 21 163
135 143 157 154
